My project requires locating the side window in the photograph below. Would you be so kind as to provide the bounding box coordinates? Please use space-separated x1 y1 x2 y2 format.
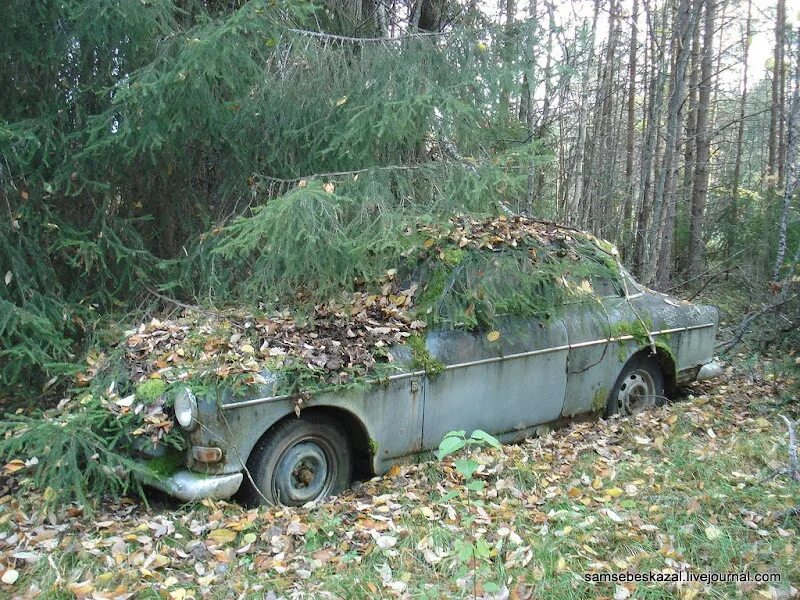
620 267 644 296
590 275 624 298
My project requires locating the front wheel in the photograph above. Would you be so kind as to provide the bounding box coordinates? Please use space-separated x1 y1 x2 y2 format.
243 415 352 507
606 355 665 418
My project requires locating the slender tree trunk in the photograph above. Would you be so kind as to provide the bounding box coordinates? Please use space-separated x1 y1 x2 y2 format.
767 0 786 187
688 0 715 281
677 17 701 276
528 4 554 212
646 0 700 286
729 0 751 263
773 29 800 280
778 2 787 186
569 0 599 225
635 0 665 277
622 0 639 250
499 0 518 117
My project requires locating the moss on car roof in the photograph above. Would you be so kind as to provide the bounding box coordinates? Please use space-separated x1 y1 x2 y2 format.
116 215 620 392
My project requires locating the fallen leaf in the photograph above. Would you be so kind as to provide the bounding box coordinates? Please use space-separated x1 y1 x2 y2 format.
1 569 19 584
3 459 26 474
376 535 398 549
67 580 94 597
207 528 237 544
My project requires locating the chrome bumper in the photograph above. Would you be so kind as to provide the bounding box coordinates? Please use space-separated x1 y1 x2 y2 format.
145 469 243 502
697 360 723 381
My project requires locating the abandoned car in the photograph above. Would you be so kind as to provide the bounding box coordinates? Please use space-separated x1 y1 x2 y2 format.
142 217 722 506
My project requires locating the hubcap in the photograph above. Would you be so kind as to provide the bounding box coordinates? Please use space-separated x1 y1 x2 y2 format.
272 441 334 505
617 369 657 416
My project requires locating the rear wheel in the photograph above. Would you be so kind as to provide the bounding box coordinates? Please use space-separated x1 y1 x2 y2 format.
243 415 352 507
606 355 665 417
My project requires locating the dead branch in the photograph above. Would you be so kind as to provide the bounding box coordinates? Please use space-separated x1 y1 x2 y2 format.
717 293 799 354
686 266 736 301
781 414 800 482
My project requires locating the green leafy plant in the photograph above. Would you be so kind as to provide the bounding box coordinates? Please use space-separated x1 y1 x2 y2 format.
436 429 503 597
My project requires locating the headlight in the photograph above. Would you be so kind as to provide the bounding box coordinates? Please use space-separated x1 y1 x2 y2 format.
174 387 198 431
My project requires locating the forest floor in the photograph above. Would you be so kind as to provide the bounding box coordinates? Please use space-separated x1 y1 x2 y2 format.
0 355 798 599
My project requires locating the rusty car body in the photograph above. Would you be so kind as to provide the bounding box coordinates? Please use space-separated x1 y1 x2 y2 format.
153 267 721 506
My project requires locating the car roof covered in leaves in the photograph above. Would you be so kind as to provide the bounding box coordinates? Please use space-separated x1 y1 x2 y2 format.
114 215 619 395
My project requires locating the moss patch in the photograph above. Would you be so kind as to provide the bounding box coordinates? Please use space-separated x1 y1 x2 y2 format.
592 387 608 412
604 318 653 347
143 450 184 479
408 334 445 376
134 379 167 404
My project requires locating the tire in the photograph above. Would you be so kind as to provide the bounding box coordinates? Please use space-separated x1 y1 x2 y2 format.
606 354 665 418
242 415 352 507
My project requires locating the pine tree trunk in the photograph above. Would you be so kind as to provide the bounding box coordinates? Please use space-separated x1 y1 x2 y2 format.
777 1 787 186
622 0 639 250
729 0 750 263
645 0 699 286
568 0 599 225
767 0 785 187
773 29 800 280
688 0 714 281
635 0 665 277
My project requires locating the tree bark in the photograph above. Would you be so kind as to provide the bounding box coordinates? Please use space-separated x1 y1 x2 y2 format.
634 0 666 277
688 0 715 281
773 29 800 280
568 0 599 226
646 0 700 286
767 0 786 187
622 0 639 250
729 0 750 263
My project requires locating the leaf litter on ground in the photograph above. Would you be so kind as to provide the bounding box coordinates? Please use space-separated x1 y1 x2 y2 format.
1 363 798 599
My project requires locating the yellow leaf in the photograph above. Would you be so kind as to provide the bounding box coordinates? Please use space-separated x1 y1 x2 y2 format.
208 528 237 544
555 556 566 572
240 344 255 354
607 487 624 498
151 554 170 569
704 525 722 541
335 96 348 106
486 331 501 342
591 477 603 490
3 459 25 474
67 580 94 597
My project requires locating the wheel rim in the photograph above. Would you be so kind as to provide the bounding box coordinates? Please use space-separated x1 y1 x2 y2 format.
272 439 336 505
616 369 657 416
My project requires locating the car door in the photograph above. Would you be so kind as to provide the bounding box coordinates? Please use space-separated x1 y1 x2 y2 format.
420 315 569 449
560 275 639 417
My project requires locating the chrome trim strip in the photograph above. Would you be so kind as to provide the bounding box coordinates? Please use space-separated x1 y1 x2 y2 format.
442 344 571 372
221 323 716 410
